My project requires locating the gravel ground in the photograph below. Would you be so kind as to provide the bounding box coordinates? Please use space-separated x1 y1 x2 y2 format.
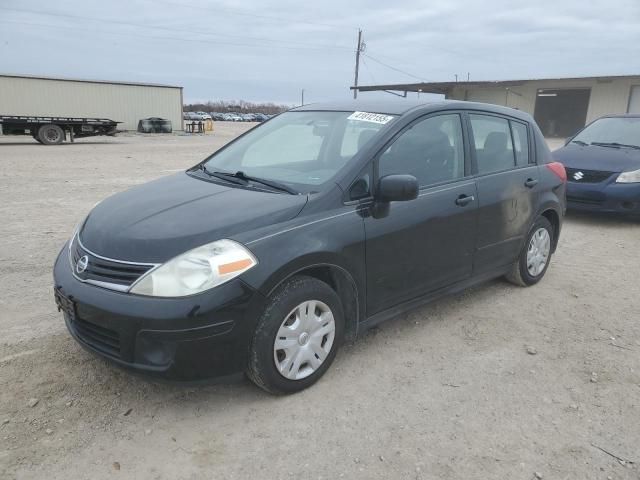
1 124 639 479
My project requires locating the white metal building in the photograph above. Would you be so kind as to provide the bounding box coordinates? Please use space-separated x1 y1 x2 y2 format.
353 75 640 138
0 74 183 131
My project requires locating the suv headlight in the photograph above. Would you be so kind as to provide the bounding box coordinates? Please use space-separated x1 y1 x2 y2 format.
129 239 257 297
616 168 640 183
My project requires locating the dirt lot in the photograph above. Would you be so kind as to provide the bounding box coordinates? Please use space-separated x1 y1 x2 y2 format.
1 124 639 479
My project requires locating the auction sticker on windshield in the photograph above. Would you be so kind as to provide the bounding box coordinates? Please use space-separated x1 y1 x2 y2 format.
347 111 395 125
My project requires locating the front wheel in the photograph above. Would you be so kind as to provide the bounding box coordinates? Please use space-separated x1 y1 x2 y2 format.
37 124 65 145
506 216 554 287
247 276 344 394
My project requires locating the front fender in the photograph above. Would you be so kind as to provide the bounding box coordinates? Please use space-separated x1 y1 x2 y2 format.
239 206 367 319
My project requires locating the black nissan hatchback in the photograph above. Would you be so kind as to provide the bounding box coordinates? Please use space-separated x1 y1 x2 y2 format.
54 100 566 394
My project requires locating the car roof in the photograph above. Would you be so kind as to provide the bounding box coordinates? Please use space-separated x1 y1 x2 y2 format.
292 98 533 122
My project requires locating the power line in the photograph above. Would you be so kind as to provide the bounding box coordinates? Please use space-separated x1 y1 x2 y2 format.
0 19 342 52
360 57 377 84
361 53 427 82
0 6 353 51
361 59 376 84
155 0 349 30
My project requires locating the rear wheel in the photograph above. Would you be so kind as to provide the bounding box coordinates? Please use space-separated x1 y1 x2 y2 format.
247 276 344 394
37 124 65 145
506 216 554 287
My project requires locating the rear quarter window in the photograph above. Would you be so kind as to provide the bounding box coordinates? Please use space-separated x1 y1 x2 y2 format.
510 121 530 166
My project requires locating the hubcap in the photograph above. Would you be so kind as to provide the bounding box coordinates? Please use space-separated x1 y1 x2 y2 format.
273 300 335 380
45 128 60 142
526 227 551 277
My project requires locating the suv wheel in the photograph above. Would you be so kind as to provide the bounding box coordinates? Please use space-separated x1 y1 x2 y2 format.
506 216 554 287
247 275 344 394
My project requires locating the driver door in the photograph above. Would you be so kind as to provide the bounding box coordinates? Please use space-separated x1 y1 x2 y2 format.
364 113 478 315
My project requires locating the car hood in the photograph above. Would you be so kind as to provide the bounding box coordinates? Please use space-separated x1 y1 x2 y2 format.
80 172 308 263
553 143 640 173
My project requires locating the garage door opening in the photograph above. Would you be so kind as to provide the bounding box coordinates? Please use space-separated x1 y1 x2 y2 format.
628 85 640 113
534 88 591 138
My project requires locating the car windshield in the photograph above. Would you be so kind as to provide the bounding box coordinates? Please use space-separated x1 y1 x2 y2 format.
572 117 640 148
202 110 395 189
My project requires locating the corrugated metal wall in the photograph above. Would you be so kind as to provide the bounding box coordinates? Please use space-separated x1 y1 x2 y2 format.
449 77 640 124
0 76 183 131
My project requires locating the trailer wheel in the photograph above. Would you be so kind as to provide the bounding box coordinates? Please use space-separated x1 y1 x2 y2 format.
37 124 65 145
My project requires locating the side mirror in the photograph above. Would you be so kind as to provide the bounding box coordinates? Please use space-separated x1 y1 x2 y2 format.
376 175 419 202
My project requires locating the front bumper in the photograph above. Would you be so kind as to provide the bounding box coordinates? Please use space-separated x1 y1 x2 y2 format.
566 180 640 215
53 244 267 381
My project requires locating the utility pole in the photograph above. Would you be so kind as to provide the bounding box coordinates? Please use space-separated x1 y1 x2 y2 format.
301 89 305 106
353 29 363 99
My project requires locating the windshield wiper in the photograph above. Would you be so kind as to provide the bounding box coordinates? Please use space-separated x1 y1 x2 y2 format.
213 171 298 195
571 140 589 146
197 164 247 185
591 142 640 150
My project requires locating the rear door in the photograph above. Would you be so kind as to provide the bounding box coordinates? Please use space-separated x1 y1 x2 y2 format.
468 113 539 274
364 112 478 315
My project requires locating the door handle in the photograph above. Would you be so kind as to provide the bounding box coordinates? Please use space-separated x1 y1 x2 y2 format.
525 178 539 188
455 194 475 207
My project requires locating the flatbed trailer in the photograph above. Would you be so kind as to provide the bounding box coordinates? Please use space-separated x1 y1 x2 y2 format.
0 115 120 145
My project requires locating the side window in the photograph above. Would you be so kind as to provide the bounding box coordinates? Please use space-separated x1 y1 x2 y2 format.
378 114 465 187
469 114 516 174
510 121 530 166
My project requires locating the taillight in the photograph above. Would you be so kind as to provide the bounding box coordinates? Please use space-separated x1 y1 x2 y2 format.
546 162 567 182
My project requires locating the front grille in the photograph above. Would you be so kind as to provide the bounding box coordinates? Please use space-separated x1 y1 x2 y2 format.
565 168 614 183
70 235 154 288
70 316 121 358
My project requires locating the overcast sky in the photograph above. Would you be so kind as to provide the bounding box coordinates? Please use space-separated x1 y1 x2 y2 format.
1 0 639 105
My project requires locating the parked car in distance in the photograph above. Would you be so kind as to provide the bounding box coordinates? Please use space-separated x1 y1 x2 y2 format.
212 113 226 121
553 114 640 216
195 111 213 121
184 112 211 121
253 113 268 122
54 100 566 394
241 113 256 122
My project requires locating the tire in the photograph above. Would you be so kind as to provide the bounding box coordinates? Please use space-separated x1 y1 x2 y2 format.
506 216 554 287
37 124 65 145
247 275 344 395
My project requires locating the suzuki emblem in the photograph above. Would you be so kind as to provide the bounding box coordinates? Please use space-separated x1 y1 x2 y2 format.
573 171 584 181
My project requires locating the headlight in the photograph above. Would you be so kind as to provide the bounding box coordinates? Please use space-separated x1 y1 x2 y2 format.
616 168 640 183
129 239 257 297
